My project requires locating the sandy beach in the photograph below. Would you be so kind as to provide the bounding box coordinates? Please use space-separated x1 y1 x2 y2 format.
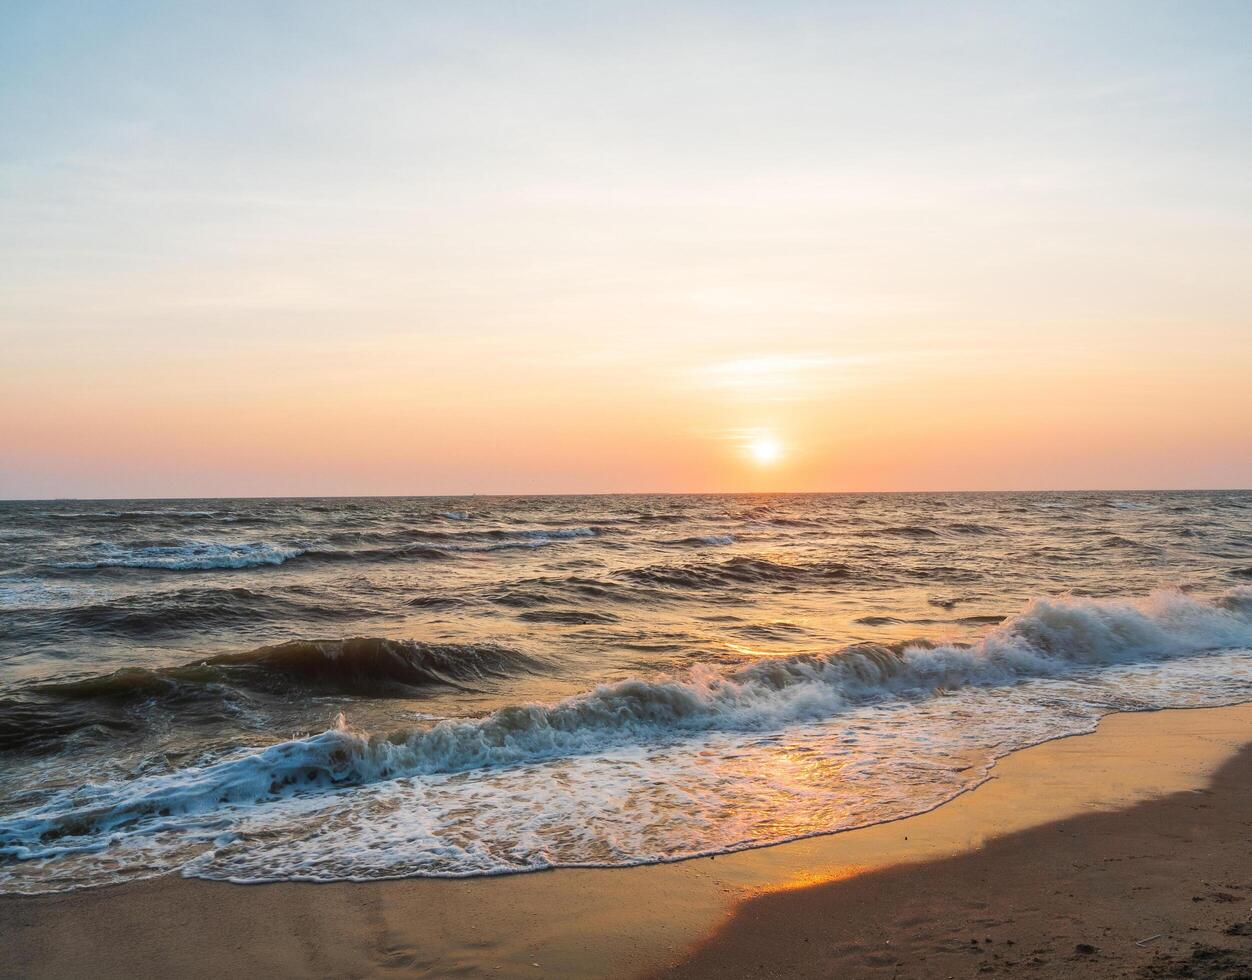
662 706 1252 979
3 703 1251 979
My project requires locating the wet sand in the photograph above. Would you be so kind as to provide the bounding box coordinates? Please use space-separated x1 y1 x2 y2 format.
660 708 1252 979
3 704 1252 979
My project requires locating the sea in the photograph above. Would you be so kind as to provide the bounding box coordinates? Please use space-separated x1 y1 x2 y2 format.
1 491 1250 893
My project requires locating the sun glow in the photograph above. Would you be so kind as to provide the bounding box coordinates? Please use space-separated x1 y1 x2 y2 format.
749 436 783 466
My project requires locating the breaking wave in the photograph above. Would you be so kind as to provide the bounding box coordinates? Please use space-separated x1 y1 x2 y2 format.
0 640 546 753
4 589 1250 864
35 638 544 701
57 541 303 572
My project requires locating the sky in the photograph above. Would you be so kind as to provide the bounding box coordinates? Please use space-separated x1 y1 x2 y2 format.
2 1 1250 497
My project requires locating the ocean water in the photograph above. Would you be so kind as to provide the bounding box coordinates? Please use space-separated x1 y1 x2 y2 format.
1 491 1251 893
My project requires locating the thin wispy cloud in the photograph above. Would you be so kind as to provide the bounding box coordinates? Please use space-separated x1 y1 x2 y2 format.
691 353 878 400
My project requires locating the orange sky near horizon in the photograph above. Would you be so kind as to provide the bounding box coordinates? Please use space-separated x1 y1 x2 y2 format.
6 334 1248 496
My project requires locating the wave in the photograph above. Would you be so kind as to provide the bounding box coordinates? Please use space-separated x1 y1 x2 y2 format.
486 527 598 540
5 586 370 640
57 541 302 571
304 527 598 563
44 510 221 522
0 639 546 753
40 638 544 700
327 527 583 545
300 543 456 563
947 522 1001 535
48 524 601 574
764 517 824 528
620 556 851 591
6 589 1249 855
731 621 809 641
493 559 851 607
516 609 620 625
200 638 546 692
0 695 143 756
1102 535 1163 554
626 512 687 524
855 525 940 539
406 594 468 609
489 575 659 608
849 523 1001 539
659 534 736 547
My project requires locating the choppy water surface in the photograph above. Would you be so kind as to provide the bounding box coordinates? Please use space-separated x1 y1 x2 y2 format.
1 491 1250 892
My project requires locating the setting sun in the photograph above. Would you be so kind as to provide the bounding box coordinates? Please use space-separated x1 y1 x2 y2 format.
749 436 783 466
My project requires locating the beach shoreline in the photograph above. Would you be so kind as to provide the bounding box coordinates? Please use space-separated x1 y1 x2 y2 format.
3 702 1252 978
661 703 1252 978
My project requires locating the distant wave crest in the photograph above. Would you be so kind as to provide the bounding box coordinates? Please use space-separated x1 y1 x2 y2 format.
58 541 302 571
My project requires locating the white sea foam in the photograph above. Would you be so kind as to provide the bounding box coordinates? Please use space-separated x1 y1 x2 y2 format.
2 589 1251 892
59 541 304 571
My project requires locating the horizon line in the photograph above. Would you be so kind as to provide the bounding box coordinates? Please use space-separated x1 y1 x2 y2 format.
2 486 1249 503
